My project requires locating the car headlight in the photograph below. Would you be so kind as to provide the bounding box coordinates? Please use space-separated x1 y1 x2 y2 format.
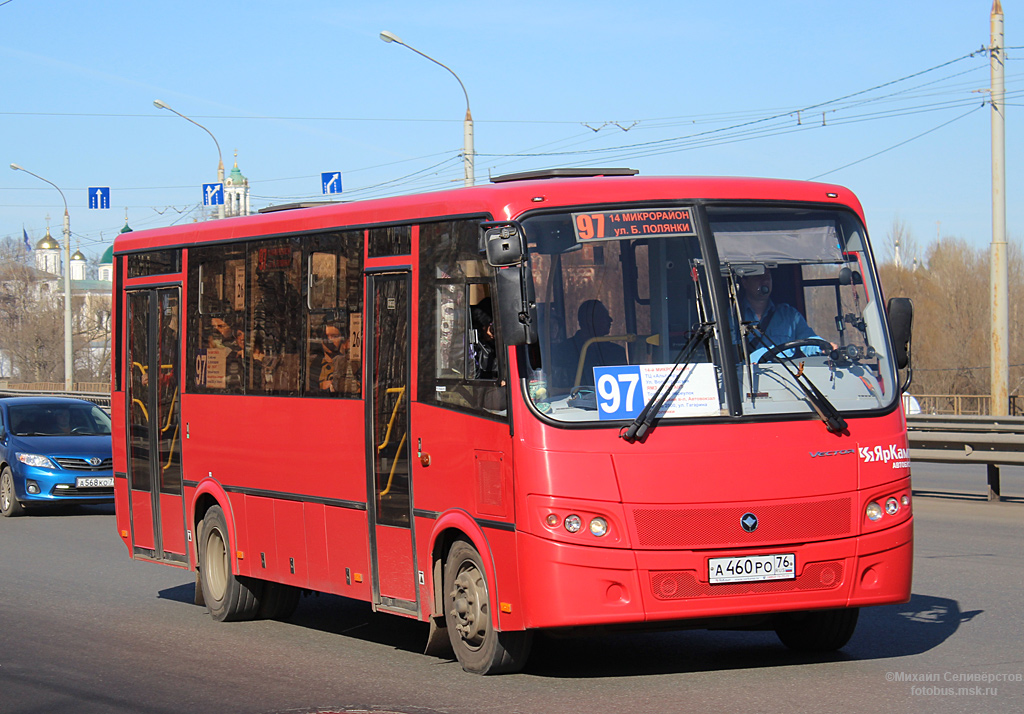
17 452 57 469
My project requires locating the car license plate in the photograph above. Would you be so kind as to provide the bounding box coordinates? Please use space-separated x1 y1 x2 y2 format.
708 553 796 584
76 476 114 489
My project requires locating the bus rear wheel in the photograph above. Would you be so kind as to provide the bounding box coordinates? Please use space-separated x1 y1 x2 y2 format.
774 607 859 651
199 505 262 622
443 539 532 674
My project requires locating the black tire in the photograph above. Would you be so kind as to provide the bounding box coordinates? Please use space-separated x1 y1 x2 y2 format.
775 607 859 652
257 581 301 620
443 539 532 674
198 505 262 621
1 467 24 518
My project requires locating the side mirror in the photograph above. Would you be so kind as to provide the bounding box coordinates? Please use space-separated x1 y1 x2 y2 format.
480 221 537 346
481 223 526 267
887 297 913 371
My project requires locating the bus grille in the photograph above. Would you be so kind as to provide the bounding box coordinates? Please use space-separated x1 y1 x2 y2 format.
630 498 852 548
650 561 844 600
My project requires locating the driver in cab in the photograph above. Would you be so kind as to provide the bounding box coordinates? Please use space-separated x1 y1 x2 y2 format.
738 269 829 361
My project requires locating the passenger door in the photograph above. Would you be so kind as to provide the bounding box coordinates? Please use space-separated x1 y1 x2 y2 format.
126 287 186 564
365 271 417 614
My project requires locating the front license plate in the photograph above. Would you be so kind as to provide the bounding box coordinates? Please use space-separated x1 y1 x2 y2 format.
708 553 796 584
76 476 114 489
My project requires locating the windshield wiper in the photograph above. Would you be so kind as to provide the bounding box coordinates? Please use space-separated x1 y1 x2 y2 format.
620 323 713 443
747 325 848 434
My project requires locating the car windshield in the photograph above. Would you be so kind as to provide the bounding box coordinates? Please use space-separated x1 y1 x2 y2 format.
8 404 112 436
518 204 897 425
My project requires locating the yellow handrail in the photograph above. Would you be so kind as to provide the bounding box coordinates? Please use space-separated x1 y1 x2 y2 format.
376 386 406 453
379 432 408 498
573 333 639 388
131 398 148 421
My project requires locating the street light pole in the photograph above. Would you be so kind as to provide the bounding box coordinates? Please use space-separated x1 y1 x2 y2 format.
153 99 226 218
379 30 474 186
10 163 74 391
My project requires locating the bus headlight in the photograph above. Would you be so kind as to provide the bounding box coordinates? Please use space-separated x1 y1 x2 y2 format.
564 514 582 533
866 501 883 521
589 517 608 537
885 497 900 515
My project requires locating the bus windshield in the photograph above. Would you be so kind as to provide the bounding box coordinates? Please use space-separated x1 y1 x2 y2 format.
520 204 897 424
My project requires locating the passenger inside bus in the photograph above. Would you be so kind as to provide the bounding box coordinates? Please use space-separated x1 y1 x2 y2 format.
311 315 360 395
470 298 498 380
560 299 628 387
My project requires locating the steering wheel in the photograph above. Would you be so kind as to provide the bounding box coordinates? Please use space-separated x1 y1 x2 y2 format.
756 338 833 364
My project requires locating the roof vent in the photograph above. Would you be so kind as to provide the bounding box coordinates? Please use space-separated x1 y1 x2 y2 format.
490 168 639 183
258 200 342 214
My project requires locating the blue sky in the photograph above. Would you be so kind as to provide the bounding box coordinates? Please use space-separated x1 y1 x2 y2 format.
1 0 1019 263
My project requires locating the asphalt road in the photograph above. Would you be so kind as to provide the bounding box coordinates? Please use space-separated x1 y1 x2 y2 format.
0 462 1021 714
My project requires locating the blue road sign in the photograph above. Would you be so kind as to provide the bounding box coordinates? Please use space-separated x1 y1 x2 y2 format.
88 187 110 209
203 183 224 206
321 171 342 195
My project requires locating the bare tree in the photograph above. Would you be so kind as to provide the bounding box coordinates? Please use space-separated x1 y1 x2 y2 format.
0 235 111 385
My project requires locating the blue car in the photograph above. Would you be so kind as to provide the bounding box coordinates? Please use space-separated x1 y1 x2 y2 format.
0 397 113 517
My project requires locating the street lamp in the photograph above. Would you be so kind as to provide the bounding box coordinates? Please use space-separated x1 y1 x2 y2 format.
379 30 474 186
10 163 74 391
153 99 226 218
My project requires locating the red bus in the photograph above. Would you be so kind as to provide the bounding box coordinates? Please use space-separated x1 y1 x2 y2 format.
112 169 914 674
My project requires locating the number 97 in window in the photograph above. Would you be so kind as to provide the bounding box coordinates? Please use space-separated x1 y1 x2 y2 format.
594 366 644 420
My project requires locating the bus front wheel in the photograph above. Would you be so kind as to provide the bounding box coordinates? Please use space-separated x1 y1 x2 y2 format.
199 505 262 622
443 539 532 674
774 607 859 651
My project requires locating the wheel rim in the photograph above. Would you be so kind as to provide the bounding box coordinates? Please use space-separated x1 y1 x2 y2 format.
204 528 229 601
449 559 488 650
1 474 12 512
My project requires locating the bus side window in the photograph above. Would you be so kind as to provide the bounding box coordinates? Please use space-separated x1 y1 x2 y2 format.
248 241 301 395
188 245 247 394
304 230 364 398
418 219 505 416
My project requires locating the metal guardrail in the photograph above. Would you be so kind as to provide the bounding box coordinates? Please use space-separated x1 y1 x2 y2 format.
1 389 1013 500
907 414 1024 501
0 389 111 409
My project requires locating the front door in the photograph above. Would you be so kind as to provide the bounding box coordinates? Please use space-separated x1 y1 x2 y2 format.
126 287 186 564
366 272 417 613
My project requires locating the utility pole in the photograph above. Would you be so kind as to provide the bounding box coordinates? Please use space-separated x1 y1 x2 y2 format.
990 0 1008 416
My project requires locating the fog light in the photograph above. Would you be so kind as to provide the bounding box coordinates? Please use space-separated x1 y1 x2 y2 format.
589 517 608 537
866 501 883 521
26 480 40 495
545 513 559 527
564 514 582 533
885 497 900 515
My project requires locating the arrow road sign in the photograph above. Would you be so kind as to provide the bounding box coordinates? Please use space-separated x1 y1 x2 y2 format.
88 187 110 209
321 172 342 195
203 183 224 206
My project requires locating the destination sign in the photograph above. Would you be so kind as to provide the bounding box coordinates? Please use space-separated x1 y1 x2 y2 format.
571 207 696 242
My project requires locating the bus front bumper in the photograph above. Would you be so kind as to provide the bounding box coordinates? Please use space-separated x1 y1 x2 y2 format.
516 517 912 630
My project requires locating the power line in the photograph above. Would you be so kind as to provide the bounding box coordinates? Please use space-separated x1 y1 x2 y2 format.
807 104 985 180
